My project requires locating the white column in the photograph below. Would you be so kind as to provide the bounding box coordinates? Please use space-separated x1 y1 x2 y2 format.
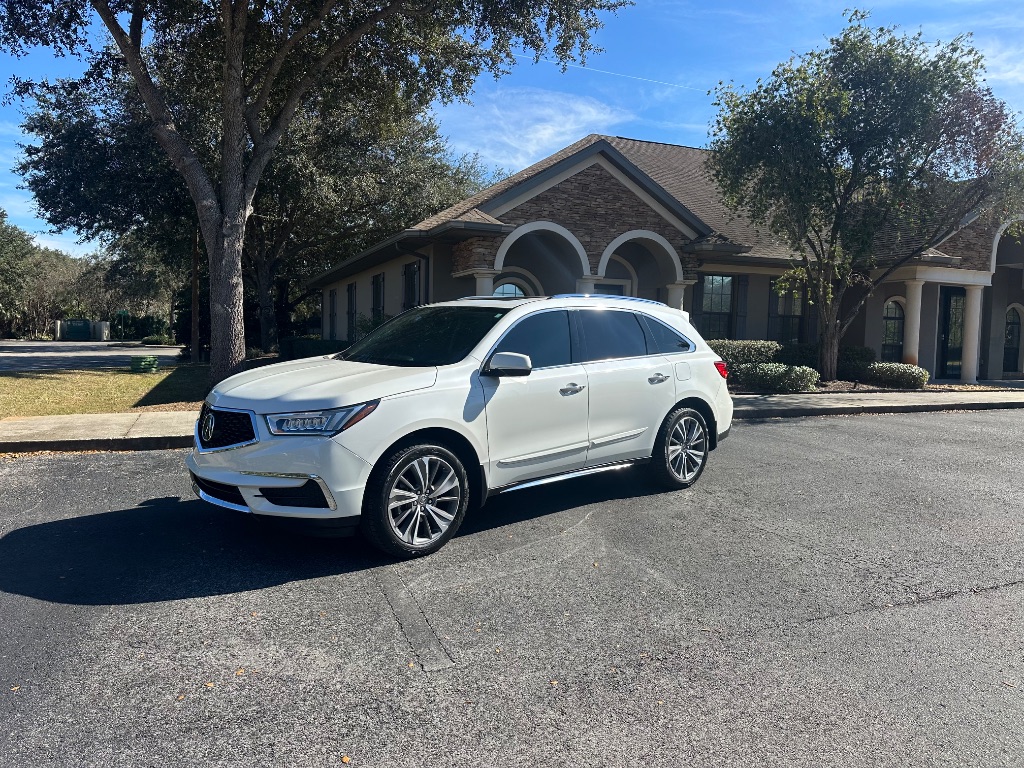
665 280 696 311
474 272 496 296
903 279 924 366
961 284 984 383
576 276 597 294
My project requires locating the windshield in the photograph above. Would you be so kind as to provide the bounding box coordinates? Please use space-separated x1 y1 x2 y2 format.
338 306 510 367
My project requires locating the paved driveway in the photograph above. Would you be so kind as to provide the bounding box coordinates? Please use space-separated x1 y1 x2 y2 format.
0 340 184 371
1 411 1022 767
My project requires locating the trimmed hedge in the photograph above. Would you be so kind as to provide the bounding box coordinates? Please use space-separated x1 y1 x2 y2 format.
732 363 820 393
706 340 781 366
837 346 876 381
865 362 930 389
140 335 173 345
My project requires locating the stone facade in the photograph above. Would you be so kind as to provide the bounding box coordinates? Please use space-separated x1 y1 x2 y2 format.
499 163 697 275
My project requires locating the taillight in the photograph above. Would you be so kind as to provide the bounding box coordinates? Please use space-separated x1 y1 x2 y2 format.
714 361 728 379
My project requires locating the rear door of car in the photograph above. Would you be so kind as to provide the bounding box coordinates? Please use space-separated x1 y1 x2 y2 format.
576 308 677 466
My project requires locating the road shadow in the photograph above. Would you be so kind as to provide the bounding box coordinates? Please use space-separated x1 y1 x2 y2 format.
0 497 387 606
460 466 667 536
0 469 667 606
132 365 212 407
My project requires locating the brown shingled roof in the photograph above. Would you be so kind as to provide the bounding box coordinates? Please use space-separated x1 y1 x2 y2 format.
603 137 796 259
414 134 606 230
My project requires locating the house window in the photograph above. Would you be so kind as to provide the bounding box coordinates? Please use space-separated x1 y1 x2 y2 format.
345 282 357 341
881 300 905 363
769 280 804 344
1005 308 1022 372
699 275 734 339
493 282 526 298
402 262 421 310
371 273 385 322
328 289 338 341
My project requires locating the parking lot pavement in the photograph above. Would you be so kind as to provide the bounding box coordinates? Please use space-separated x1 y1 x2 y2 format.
1 411 1023 767
0 340 183 371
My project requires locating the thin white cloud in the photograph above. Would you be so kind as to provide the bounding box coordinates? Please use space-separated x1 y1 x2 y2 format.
30 233 94 257
437 87 633 171
978 39 1024 86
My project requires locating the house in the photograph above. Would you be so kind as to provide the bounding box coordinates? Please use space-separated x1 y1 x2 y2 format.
310 134 1024 383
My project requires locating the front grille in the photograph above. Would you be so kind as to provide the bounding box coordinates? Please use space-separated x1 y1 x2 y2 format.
259 480 331 509
191 472 247 508
197 403 257 450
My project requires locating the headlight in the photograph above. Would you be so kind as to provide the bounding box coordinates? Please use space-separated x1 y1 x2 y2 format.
265 400 379 436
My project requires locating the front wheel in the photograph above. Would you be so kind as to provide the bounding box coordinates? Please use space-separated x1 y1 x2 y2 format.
361 444 470 558
649 407 710 489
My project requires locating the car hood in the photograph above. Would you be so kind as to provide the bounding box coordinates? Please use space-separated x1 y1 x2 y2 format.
206 356 437 413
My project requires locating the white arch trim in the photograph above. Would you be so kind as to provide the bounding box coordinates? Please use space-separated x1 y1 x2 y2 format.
495 265 543 296
494 221 591 276
608 254 640 287
884 295 907 310
991 215 1024 273
597 230 683 282
1008 302 1024 319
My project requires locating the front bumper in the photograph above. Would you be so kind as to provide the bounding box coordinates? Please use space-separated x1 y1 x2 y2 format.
186 428 372 520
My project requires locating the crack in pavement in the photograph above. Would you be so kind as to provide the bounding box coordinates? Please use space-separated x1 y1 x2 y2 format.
375 568 455 672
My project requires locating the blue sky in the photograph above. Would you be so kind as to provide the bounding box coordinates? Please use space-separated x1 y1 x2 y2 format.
2 0 1023 254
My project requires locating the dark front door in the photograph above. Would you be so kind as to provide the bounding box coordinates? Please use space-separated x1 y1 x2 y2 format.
937 286 966 379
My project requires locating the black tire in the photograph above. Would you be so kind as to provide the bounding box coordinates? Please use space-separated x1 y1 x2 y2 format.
361 443 470 558
649 406 710 490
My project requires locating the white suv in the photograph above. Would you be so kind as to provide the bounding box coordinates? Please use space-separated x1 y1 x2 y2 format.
187 295 733 557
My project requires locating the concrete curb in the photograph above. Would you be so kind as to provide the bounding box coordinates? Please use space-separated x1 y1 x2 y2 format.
0 435 195 454
733 399 1024 420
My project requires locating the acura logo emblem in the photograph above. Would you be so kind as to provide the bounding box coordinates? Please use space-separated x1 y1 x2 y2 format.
201 412 216 442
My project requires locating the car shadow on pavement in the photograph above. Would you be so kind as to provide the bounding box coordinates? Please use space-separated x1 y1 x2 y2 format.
0 469 667 607
0 497 388 606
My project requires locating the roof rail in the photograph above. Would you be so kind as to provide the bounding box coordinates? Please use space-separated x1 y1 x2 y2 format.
550 294 666 306
453 295 542 301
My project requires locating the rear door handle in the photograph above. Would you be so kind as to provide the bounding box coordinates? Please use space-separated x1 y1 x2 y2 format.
560 383 586 396
648 373 669 384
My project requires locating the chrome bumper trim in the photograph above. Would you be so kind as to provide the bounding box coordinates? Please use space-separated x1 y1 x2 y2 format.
192 482 251 514
238 471 338 511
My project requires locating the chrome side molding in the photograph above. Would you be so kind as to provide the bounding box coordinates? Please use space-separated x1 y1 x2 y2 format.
498 460 637 494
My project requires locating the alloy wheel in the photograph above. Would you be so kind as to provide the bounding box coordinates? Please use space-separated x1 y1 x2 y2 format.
667 415 707 482
386 455 462 547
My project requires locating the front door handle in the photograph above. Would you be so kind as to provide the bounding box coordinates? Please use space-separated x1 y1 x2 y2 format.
559 383 586 396
648 373 669 384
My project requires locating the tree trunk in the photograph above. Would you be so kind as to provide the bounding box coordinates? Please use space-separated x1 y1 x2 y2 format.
190 228 201 362
203 212 247 382
818 303 841 381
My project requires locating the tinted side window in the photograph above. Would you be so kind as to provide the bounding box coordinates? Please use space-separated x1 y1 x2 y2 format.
493 311 572 368
644 316 693 354
579 310 648 362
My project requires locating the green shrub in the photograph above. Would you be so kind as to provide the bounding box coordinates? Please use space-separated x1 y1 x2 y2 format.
865 362 930 389
777 342 818 368
732 363 820 393
837 346 876 381
706 339 781 366
140 335 172 346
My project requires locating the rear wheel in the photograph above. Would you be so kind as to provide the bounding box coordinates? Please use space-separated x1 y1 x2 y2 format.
649 407 710 489
361 444 470 558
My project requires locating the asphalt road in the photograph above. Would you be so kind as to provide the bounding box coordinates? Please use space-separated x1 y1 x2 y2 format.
0 341 184 371
1 412 1023 767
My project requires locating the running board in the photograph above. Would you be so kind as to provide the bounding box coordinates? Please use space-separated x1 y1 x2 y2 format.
496 460 641 495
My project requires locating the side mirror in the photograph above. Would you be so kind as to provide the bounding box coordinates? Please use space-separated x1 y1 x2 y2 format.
484 351 532 377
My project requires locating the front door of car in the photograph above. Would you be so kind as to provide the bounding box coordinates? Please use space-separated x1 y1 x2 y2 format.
576 309 677 466
480 309 590 488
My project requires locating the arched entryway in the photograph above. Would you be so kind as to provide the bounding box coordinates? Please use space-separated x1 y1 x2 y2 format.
597 231 683 302
494 222 590 295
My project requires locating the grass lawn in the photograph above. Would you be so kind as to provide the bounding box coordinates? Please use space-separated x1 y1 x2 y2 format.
0 366 212 418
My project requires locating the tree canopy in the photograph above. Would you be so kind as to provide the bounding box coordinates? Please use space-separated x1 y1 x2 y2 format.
709 11 1024 379
3 0 627 379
